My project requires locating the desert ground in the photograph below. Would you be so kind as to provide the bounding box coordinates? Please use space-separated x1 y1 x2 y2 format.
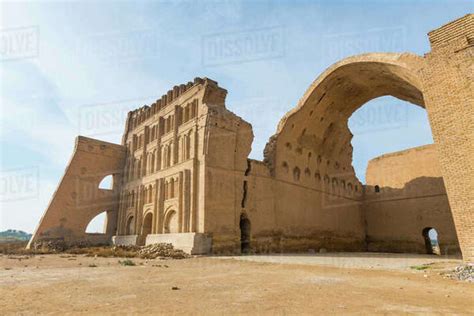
1 251 473 315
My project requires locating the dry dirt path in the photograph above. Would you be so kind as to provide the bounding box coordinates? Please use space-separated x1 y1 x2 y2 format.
0 253 472 315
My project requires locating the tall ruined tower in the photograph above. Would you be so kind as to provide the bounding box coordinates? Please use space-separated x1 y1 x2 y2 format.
113 77 252 253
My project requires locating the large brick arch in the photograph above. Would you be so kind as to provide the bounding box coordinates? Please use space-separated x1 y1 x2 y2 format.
263 42 473 260
264 53 425 181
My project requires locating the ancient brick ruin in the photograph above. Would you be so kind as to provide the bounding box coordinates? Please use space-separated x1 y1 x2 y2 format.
28 15 473 260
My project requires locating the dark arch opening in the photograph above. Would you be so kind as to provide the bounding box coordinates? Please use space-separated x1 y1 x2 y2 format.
422 227 440 255
126 216 135 235
142 213 153 238
164 210 178 233
240 214 251 254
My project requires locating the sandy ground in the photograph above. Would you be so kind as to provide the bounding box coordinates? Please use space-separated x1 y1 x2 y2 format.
0 252 472 315
217 252 464 270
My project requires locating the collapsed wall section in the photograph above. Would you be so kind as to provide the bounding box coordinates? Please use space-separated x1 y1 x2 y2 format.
202 102 254 253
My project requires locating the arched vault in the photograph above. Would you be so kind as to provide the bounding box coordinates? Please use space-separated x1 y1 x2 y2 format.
265 53 426 176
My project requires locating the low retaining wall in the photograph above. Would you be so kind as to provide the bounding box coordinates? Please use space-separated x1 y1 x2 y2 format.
112 235 138 246
145 233 212 255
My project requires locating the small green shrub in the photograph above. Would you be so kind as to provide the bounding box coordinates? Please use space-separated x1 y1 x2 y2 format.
119 259 136 266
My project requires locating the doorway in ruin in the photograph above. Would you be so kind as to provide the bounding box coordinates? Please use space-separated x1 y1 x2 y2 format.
240 214 251 254
142 213 153 238
423 227 440 255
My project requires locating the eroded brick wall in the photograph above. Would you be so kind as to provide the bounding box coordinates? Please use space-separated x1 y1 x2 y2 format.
421 14 474 260
364 145 460 255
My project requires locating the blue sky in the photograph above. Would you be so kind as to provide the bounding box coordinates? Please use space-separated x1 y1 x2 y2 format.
0 1 472 233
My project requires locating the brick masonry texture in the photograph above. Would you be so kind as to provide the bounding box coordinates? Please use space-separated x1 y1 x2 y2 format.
29 15 474 260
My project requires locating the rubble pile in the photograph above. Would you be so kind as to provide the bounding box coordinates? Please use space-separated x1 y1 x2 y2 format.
138 243 190 259
33 239 67 252
112 245 140 252
445 264 473 282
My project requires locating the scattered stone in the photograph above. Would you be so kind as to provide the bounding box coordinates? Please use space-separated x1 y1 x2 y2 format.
138 243 190 260
443 264 473 282
33 239 67 252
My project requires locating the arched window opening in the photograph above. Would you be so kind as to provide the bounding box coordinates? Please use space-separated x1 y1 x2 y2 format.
191 100 198 117
98 175 113 190
184 105 190 122
151 152 155 173
185 134 191 160
86 211 107 234
149 186 153 203
170 179 175 198
375 185 380 193
166 145 171 167
422 227 440 255
293 167 301 181
136 159 141 178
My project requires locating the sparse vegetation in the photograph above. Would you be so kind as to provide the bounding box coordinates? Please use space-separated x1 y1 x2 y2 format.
410 263 433 270
88 263 97 268
0 241 29 255
119 259 136 266
67 246 138 258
